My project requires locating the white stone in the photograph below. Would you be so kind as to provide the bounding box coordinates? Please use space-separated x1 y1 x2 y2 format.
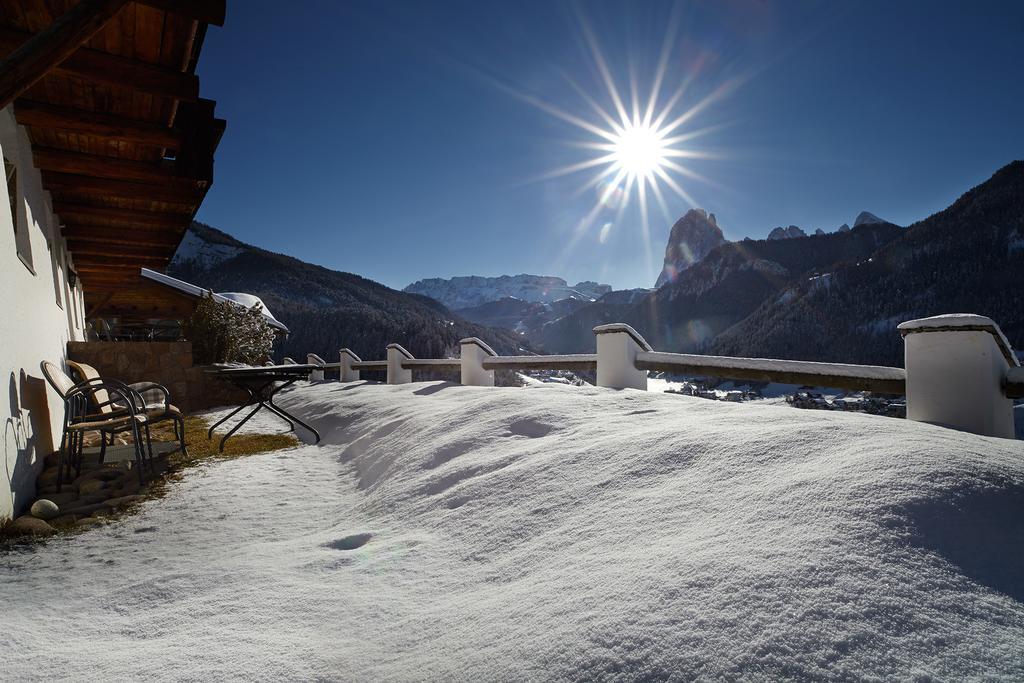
29 499 60 520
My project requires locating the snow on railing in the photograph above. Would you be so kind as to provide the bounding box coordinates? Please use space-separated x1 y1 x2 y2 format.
302 314 1020 440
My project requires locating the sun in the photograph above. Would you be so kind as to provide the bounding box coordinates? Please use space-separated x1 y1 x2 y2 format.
611 122 668 178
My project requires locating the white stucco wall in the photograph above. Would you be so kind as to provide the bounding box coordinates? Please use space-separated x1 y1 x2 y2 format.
0 106 85 521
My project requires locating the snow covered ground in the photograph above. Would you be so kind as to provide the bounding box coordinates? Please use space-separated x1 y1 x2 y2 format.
3 381 1024 679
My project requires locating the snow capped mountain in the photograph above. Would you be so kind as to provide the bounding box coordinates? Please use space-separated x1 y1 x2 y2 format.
655 208 727 287
403 275 611 310
837 223 851 233
767 225 808 240
854 211 887 226
171 226 243 269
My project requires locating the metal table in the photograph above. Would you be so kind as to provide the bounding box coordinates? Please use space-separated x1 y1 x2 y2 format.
207 364 321 451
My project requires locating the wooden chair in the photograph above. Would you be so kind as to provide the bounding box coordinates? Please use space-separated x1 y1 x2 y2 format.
65 360 188 459
40 361 152 490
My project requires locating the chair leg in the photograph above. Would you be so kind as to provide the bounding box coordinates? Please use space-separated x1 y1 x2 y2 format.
144 422 157 475
131 423 146 486
176 417 188 457
98 431 107 464
56 429 68 493
74 430 84 479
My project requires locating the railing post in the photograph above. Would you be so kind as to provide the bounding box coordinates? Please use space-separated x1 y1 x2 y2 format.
282 357 296 364
307 353 325 381
460 337 496 386
594 323 652 390
386 343 413 385
899 314 1017 438
340 348 361 382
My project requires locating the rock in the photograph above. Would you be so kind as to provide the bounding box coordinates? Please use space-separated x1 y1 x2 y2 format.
73 493 110 506
50 514 78 528
59 502 111 517
105 495 145 510
41 491 78 507
655 209 727 287
78 479 108 496
29 499 60 520
7 515 55 536
75 467 126 484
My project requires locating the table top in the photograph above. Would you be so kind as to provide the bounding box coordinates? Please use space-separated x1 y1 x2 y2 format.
208 364 319 378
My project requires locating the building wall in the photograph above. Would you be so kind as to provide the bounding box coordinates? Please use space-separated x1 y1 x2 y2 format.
66 341 248 414
0 107 85 521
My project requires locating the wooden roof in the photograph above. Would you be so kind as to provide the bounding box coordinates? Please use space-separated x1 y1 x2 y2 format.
0 0 225 310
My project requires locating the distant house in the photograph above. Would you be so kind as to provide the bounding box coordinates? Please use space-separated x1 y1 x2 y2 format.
0 1 227 520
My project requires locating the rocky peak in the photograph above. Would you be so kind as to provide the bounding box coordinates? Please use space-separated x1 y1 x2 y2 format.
655 209 727 288
767 225 807 240
837 223 851 233
854 211 886 227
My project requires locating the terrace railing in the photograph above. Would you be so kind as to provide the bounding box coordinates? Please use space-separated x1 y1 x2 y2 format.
298 314 1020 440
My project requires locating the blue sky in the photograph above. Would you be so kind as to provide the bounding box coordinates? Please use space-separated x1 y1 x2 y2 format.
195 0 1024 291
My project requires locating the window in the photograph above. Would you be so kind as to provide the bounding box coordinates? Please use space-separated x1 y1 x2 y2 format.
5 154 33 272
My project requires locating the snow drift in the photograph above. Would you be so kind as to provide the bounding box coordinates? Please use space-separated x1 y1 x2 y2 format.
2 382 1024 679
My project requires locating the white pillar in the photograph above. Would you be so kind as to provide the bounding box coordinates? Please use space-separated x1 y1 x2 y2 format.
386 343 413 385
339 348 361 382
460 337 496 386
594 323 651 390
307 353 325 381
899 314 1017 438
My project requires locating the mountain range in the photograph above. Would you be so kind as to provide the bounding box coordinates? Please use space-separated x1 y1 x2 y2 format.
168 223 528 363
533 161 1024 366
171 160 1023 372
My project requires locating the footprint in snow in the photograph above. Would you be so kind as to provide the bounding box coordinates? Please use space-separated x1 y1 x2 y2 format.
507 418 555 438
323 533 372 551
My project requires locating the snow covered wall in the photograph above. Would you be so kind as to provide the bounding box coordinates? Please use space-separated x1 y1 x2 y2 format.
2 381 1024 679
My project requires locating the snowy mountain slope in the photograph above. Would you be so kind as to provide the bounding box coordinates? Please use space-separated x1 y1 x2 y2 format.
854 210 887 226
712 161 1024 366
536 221 902 353
404 275 611 310
3 381 1023 679
168 222 527 361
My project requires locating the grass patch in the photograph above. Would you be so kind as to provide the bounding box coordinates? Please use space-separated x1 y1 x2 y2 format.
155 415 300 463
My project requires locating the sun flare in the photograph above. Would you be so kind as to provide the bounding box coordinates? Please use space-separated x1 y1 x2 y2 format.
610 123 668 178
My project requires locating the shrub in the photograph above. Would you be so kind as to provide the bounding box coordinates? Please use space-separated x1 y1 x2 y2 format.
185 292 276 365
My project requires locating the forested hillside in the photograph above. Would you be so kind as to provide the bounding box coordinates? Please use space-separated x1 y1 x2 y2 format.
169 223 527 362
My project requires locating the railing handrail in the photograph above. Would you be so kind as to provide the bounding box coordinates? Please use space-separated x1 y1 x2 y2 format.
301 314 1021 439
635 350 906 395
483 354 597 372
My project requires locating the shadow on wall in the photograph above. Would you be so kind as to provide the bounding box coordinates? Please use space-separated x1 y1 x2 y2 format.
904 481 1024 602
2 370 52 517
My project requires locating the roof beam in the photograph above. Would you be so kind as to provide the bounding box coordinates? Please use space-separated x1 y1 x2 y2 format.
55 202 189 228
14 100 182 150
0 0 130 110
66 241 171 258
33 147 176 184
42 171 204 204
63 225 182 248
0 27 199 102
136 0 226 27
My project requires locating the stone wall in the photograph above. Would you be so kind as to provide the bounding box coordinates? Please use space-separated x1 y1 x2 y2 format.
66 341 246 413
